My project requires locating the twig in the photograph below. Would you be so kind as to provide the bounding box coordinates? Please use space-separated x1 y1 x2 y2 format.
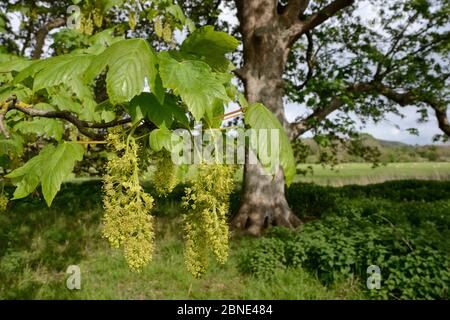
375 214 414 252
2 95 132 140
73 141 108 145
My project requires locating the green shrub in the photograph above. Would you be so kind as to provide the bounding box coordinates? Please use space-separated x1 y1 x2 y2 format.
238 238 287 278
239 202 450 299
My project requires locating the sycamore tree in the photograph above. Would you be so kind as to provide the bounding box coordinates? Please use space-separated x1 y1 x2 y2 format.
227 0 449 235
0 0 449 275
0 0 297 277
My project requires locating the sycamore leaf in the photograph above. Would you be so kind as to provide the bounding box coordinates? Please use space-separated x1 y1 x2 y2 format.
128 92 189 128
5 145 54 199
245 103 296 185
158 52 229 121
34 55 93 91
204 98 225 128
5 142 84 206
0 85 32 102
84 38 161 104
14 54 93 91
149 127 176 152
0 54 32 72
67 77 101 121
0 132 24 157
181 26 239 72
128 92 173 127
51 94 83 114
14 118 65 141
40 142 84 206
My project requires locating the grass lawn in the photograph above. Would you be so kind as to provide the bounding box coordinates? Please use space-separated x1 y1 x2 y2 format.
1 165 449 299
0 208 363 299
295 162 450 186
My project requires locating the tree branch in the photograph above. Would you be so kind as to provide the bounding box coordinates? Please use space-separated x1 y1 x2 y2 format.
290 95 344 139
2 96 132 140
32 17 66 59
281 0 310 24
290 81 450 139
287 0 354 40
369 83 450 136
295 31 315 91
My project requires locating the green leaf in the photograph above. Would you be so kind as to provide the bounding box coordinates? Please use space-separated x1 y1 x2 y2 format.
128 92 189 128
128 92 173 127
99 0 125 12
204 98 225 128
0 85 33 102
166 4 186 24
13 59 47 84
158 52 229 121
88 28 123 47
40 142 84 206
245 103 296 185
0 54 32 72
35 55 93 91
67 77 101 121
5 145 54 199
51 94 83 114
0 132 24 157
14 118 65 141
5 142 84 206
84 39 161 104
149 127 175 152
15 54 93 91
181 26 239 72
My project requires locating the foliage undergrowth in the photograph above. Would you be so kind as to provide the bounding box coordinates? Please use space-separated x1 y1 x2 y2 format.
1 180 449 299
239 180 450 299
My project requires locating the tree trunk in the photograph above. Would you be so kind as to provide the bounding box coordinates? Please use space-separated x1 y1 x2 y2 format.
231 0 302 235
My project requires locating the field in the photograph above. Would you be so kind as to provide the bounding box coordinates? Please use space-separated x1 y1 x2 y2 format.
295 162 450 186
0 183 364 300
1 166 449 299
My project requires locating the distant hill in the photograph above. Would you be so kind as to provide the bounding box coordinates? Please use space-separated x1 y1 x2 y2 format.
377 139 409 148
297 134 450 163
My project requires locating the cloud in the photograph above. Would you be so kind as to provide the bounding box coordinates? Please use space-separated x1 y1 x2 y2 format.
284 102 449 145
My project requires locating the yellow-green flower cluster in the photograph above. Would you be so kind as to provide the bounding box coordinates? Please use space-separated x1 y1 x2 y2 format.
0 194 8 212
79 15 94 35
153 152 177 197
102 132 155 271
182 164 235 278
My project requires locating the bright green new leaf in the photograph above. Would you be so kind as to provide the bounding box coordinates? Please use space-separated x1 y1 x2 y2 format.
5 142 84 206
149 127 175 152
245 103 296 185
181 26 239 72
34 55 93 91
0 54 32 72
128 92 189 128
204 98 225 128
51 94 83 114
40 142 84 206
84 38 162 105
0 132 24 157
128 92 173 127
14 118 65 141
158 52 229 121
14 54 93 91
